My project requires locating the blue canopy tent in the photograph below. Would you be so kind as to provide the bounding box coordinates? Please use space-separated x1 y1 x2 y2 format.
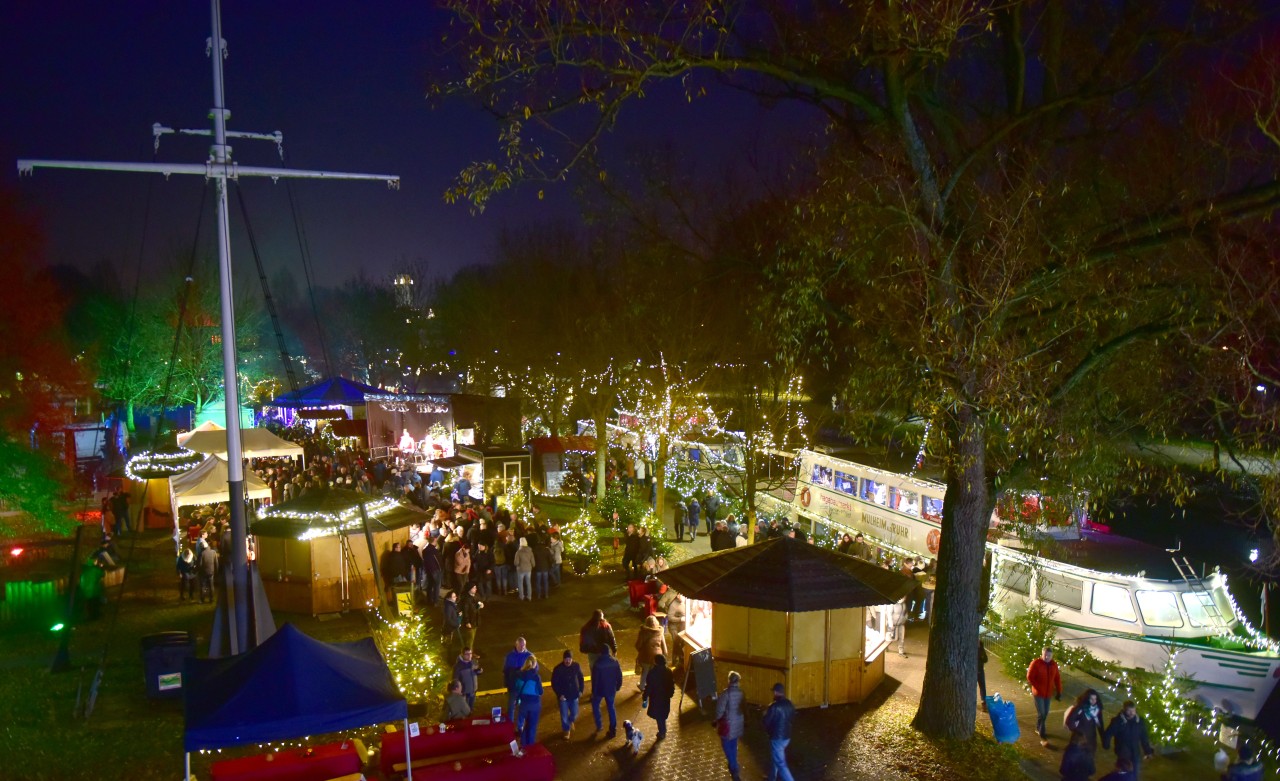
183 622 414 779
270 376 384 408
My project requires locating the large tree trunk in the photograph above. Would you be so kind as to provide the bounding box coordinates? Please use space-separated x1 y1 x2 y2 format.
911 405 991 739
654 430 669 525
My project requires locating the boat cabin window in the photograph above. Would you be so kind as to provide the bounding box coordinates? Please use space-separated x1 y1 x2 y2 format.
999 561 1031 595
922 496 944 521
1136 590 1184 628
1039 572 1083 611
1182 592 1224 628
892 487 920 516
861 478 888 505
1090 583 1137 623
811 464 833 488
834 471 857 495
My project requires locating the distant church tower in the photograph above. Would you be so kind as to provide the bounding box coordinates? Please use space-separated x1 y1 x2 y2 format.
393 271 414 308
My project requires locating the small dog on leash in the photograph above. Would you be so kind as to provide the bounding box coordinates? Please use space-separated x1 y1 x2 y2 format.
623 720 644 754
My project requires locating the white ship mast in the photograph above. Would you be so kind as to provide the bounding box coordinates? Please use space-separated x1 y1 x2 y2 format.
18 0 399 655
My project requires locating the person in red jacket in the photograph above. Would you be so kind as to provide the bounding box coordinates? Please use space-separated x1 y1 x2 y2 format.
1027 646 1062 745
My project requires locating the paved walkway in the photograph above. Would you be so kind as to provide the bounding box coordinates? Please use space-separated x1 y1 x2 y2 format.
447 502 1230 781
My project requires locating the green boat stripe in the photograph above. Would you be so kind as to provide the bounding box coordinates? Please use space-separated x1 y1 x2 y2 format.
1215 661 1271 672
1202 653 1272 668
1229 671 1269 678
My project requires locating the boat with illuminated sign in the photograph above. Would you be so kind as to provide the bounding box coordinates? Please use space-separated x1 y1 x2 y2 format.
788 448 1280 719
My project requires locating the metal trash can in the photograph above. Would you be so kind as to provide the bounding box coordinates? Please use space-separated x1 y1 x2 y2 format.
141 631 195 699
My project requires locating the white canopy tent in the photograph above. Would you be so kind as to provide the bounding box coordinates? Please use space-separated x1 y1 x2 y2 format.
170 455 272 522
177 420 225 446
183 427 304 462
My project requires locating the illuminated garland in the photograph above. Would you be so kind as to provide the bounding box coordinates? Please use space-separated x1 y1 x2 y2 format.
125 447 203 480
257 497 404 541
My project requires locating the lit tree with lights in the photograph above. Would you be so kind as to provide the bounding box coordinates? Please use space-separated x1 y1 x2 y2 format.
435 0 1280 740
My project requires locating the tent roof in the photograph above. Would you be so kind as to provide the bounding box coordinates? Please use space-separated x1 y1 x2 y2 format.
658 536 918 612
271 376 385 408
250 488 427 539
177 420 225 446
171 456 271 508
183 427 304 460
183 623 406 751
527 435 596 454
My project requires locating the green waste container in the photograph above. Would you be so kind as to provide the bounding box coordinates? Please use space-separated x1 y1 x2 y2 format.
141 631 195 699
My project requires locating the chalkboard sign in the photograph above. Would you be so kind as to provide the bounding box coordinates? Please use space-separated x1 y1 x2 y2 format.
691 648 717 701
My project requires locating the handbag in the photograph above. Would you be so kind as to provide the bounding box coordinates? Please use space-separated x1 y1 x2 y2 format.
715 716 730 738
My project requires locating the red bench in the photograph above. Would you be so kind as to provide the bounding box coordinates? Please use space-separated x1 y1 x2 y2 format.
378 716 554 780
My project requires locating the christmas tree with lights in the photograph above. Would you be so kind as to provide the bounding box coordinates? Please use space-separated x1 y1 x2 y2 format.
563 508 602 574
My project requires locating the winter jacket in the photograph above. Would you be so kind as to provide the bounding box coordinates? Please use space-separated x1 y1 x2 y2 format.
579 620 618 655
1102 713 1153 764
763 696 797 741
551 660 585 700
513 540 536 573
421 543 442 573
453 546 471 577
517 668 543 703
1027 658 1062 699
504 649 532 691
1225 759 1266 781
460 592 482 627
710 529 736 551
635 624 667 666
444 692 471 721
645 662 675 720
1059 741 1096 781
471 548 494 578
533 542 554 572
452 656 481 696
590 651 623 699
715 681 746 739
442 599 461 630
1065 702 1104 752
198 547 220 577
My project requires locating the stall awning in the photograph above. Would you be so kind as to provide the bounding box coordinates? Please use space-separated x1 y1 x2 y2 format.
659 536 918 612
428 454 479 469
270 376 385 408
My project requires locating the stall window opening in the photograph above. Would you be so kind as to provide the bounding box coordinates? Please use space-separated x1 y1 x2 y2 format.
999 561 1031 595
1090 583 1137 623
1136 590 1184 628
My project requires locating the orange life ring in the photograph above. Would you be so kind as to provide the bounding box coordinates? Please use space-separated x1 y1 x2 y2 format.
800 487 812 508
926 529 941 555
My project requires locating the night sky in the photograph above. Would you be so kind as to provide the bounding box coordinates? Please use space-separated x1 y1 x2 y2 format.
1 1 816 289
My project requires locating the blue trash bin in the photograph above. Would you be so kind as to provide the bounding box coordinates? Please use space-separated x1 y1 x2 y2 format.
985 694 1020 744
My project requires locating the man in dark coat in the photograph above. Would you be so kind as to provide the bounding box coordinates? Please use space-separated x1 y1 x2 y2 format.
421 538 443 605
441 590 462 647
762 682 797 781
644 654 675 739
590 645 623 738
551 649 585 739
197 543 219 603
673 500 687 542
704 489 720 534
621 523 640 580
710 520 736 552
687 498 701 540
1102 700 1154 779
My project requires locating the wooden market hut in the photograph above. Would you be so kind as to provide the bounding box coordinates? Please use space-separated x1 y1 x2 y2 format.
659 536 917 709
250 489 428 616
526 435 596 494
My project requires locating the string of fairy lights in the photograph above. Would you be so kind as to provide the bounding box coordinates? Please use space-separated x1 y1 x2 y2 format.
124 447 203 480
255 496 404 541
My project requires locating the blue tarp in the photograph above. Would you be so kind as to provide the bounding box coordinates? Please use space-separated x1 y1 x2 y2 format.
270 376 384 408
183 623 406 751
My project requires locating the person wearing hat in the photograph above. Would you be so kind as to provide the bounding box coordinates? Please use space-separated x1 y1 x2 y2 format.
551 649 585 740
763 681 797 781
